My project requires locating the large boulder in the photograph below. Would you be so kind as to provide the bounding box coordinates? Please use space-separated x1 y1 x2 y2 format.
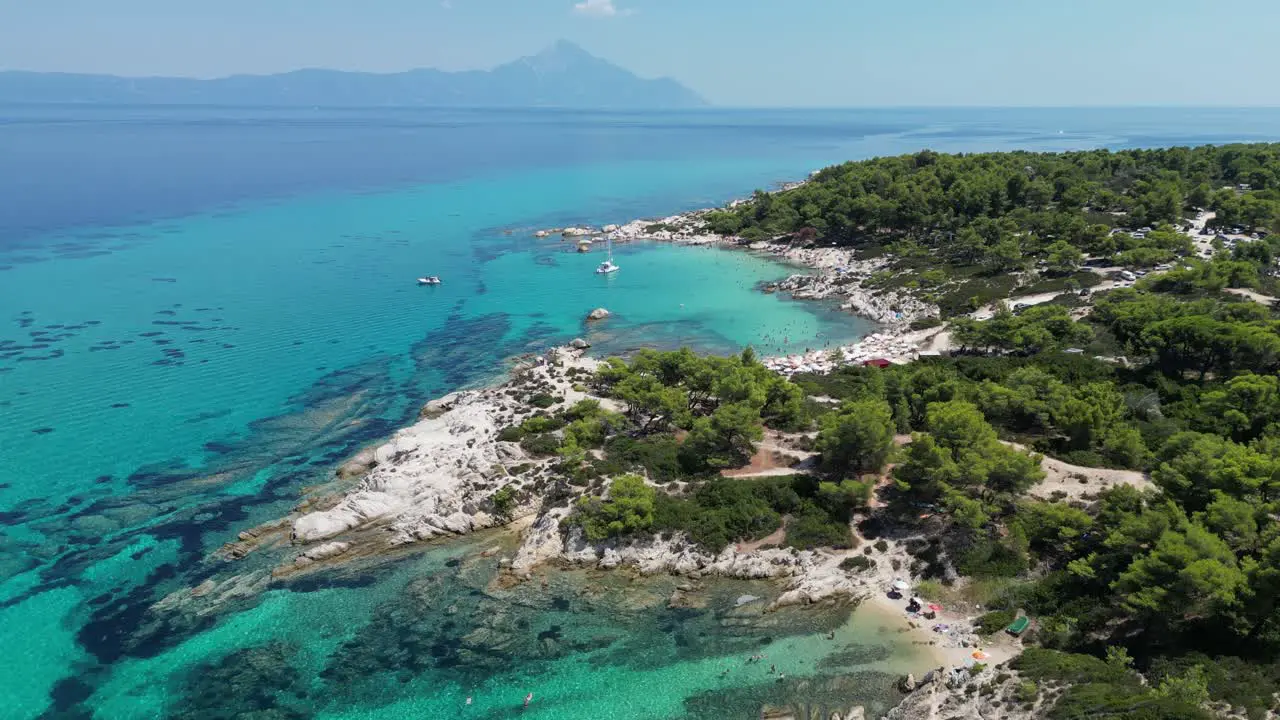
586 308 611 321
418 392 459 419
569 337 591 349
300 541 351 563
336 447 378 479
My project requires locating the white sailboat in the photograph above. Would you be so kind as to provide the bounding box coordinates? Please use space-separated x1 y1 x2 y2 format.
595 236 619 274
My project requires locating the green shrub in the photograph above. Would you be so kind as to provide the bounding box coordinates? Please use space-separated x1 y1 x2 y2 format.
653 478 784 551
956 537 1028 578
603 434 688 481
976 610 1017 635
1012 648 1134 686
840 555 875 572
570 474 656 541
785 501 854 549
492 485 517 518
520 414 565 434
528 393 559 408
497 426 525 442
1149 654 1280 720
874 539 889 552
520 433 561 456
564 398 600 419
1048 683 1211 720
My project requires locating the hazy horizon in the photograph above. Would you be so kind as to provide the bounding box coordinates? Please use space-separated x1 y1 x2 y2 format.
4 0 1279 107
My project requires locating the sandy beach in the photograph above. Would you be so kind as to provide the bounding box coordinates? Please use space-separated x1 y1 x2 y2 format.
862 591 1019 671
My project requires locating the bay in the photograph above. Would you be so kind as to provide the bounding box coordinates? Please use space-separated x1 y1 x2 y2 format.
3 105 1280 719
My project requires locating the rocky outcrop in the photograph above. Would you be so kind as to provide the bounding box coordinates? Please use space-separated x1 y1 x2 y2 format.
336 447 378 479
569 337 591 349
587 307 611 321
514 525 861 589
301 540 350 562
276 349 601 566
883 663 1043 720
510 506 570 576
418 392 460 420
770 272 934 329
291 397 508 545
759 705 866 720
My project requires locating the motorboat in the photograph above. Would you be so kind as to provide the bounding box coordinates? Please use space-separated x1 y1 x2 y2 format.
594 237 619 274
417 276 442 285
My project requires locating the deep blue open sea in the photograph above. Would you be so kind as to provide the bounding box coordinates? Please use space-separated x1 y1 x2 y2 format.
3 106 1280 720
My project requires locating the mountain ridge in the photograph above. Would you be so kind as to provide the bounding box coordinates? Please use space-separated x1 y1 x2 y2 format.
0 41 707 109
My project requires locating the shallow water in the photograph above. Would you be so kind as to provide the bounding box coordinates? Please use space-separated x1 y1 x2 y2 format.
84 532 929 720
4 106 1280 719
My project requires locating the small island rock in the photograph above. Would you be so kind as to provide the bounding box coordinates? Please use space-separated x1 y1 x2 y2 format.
569 338 591 349
587 307 611 320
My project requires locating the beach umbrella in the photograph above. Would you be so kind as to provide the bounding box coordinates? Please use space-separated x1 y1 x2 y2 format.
892 580 910 591
971 651 989 660
928 603 943 612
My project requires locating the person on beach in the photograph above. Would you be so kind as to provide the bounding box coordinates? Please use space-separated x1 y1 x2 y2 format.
524 693 533 709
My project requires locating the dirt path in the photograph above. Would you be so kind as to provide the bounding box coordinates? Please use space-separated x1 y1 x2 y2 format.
721 431 815 478
891 436 1152 502
1001 441 1154 500
1225 287 1278 306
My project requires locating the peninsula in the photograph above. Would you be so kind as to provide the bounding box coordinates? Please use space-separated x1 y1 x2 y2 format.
195 144 1280 719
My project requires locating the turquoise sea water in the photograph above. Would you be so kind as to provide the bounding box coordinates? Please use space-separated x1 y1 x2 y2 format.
4 106 1280 719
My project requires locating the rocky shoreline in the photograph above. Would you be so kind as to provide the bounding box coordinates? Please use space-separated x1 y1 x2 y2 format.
226 188 953 586
220 346 888 610
204 190 1012 717
208 343 1006 718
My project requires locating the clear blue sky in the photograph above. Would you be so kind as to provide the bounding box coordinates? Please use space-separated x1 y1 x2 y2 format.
2 0 1277 106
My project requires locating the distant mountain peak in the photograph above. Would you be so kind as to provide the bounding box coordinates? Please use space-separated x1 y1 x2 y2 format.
543 39 595 59
515 40 608 75
0 42 707 109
